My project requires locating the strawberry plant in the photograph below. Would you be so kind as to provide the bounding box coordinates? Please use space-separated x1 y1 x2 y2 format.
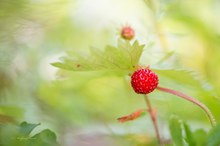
53 23 219 144
1 0 220 145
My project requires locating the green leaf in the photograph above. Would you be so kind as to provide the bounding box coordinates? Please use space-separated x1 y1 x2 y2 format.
193 129 208 146
29 129 59 146
19 122 40 137
0 122 59 146
155 69 209 90
0 123 19 146
169 115 184 146
52 40 145 72
183 122 196 146
155 68 219 123
207 124 220 146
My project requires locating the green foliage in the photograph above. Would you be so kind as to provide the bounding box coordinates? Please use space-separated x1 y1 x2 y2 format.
207 124 220 146
0 0 220 145
19 122 40 137
155 68 220 123
193 129 208 146
169 116 184 146
155 69 211 94
0 121 59 146
183 122 196 146
169 116 220 146
52 40 145 72
28 129 58 146
165 0 220 98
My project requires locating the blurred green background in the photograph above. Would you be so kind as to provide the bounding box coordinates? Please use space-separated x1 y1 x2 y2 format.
1 0 220 145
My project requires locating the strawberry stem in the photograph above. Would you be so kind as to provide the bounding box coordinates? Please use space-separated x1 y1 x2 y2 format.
156 86 216 127
144 95 163 145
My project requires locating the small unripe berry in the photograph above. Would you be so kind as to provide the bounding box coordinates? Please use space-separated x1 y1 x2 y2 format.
131 68 158 94
121 26 135 40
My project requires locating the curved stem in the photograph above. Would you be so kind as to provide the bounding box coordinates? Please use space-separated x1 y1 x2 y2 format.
144 95 163 145
156 86 216 127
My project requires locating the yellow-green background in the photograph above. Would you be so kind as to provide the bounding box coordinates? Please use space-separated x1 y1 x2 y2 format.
1 0 220 145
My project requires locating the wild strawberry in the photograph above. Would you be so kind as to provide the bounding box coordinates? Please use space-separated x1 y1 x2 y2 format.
121 26 135 40
131 68 158 94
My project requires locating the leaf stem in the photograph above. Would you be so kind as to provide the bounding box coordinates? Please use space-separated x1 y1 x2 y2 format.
144 94 163 145
156 86 216 127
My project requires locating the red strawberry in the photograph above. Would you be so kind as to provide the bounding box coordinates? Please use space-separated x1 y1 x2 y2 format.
121 26 135 40
131 68 158 94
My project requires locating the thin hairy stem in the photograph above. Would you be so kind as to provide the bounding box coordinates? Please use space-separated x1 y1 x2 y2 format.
156 86 216 127
144 95 163 145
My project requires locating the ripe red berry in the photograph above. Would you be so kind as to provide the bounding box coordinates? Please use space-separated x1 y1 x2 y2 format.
131 68 159 94
121 26 135 40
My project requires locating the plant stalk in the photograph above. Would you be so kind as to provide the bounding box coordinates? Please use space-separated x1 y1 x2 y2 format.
144 94 163 145
156 86 216 127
